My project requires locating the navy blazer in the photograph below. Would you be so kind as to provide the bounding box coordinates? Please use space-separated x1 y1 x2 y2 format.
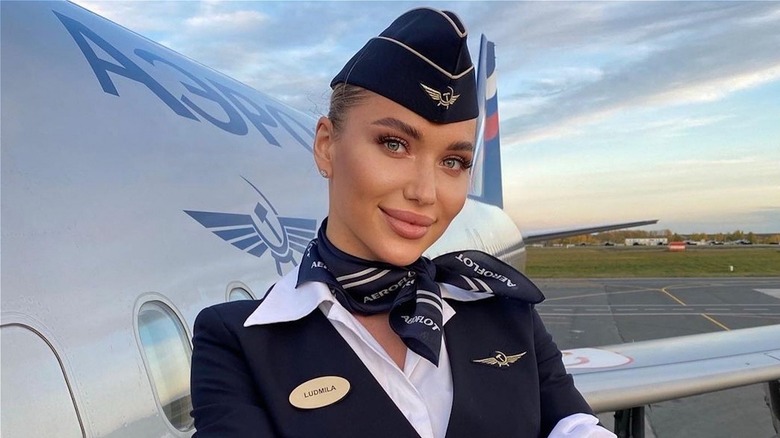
190 296 592 437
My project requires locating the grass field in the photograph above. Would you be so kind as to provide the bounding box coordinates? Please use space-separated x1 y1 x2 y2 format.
525 246 780 277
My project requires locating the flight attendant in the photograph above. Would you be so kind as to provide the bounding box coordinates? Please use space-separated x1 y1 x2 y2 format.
191 8 615 438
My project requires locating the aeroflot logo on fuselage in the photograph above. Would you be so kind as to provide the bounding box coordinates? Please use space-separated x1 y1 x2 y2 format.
54 11 313 152
185 177 317 276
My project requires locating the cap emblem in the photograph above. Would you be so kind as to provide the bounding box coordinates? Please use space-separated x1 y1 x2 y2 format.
420 83 460 109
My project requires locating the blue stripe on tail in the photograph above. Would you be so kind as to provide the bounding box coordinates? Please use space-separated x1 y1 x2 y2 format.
469 35 503 209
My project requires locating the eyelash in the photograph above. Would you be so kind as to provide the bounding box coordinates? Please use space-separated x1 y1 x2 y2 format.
376 134 473 171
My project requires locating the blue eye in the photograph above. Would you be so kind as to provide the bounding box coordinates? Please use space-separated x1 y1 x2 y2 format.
386 140 403 152
379 136 408 154
443 158 460 169
442 156 472 170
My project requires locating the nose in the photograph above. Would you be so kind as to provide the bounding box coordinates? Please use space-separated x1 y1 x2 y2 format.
404 161 437 205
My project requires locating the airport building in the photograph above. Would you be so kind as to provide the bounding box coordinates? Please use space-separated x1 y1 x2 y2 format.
625 238 668 246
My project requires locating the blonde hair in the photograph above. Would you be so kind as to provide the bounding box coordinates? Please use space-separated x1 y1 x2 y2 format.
328 84 369 136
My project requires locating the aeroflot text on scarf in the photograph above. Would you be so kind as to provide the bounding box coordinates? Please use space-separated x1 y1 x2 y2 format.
456 254 517 288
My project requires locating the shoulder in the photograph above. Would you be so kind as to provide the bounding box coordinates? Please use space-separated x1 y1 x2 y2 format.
194 300 262 331
443 292 536 330
448 295 535 315
195 267 302 327
442 283 536 313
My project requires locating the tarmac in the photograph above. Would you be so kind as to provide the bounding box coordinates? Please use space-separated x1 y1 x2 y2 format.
533 277 780 438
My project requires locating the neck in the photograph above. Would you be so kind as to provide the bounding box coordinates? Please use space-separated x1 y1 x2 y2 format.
353 313 408 370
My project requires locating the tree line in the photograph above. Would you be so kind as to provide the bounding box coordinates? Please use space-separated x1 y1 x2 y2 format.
546 229 780 246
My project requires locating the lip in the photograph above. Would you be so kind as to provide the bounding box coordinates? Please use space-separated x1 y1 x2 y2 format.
380 208 435 240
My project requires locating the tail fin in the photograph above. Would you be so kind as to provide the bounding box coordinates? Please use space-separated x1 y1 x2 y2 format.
469 35 504 209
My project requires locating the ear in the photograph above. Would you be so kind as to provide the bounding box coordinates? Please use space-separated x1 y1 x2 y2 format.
313 116 335 176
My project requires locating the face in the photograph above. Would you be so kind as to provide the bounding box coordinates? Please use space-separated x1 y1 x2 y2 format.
314 91 476 266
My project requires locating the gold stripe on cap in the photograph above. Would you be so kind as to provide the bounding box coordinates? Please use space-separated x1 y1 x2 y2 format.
376 36 475 80
413 7 467 37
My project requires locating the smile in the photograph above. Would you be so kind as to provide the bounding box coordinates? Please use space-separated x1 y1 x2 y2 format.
380 208 435 240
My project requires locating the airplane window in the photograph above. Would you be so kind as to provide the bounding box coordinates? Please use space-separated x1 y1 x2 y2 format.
228 286 253 301
1 325 85 437
137 301 194 431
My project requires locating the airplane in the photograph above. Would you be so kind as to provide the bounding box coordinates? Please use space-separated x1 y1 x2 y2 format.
2 2 779 437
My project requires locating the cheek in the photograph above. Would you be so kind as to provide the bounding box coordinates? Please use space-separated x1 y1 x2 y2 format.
333 142 394 202
438 177 469 219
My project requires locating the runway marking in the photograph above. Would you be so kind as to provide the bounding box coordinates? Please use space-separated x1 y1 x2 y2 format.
660 286 687 306
544 288 653 302
701 313 730 331
659 285 733 331
538 280 780 333
733 314 780 320
537 302 780 320
756 289 780 300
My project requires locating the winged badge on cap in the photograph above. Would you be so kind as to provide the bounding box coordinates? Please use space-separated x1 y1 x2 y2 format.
472 351 527 368
420 83 460 109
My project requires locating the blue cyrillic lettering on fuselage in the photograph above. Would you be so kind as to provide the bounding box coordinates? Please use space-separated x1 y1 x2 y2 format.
54 11 313 151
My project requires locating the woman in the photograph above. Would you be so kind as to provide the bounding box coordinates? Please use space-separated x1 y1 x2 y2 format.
191 8 614 438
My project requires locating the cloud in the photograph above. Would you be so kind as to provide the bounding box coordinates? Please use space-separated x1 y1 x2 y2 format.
503 143 779 233
493 2 780 145
73 1 196 35
74 2 780 122
645 65 780 106
659 206 780 234
671 157 758 167
507 180 780 234
145 2 428 112
185 10 268 30
641 115 732 131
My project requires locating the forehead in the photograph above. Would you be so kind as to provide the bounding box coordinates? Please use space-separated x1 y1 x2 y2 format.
345 91 477 143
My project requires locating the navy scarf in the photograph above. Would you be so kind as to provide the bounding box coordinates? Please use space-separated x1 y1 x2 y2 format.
296 221 544 365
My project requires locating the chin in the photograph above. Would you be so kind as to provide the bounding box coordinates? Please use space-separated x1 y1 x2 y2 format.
371 238 431 267
371 223 449 266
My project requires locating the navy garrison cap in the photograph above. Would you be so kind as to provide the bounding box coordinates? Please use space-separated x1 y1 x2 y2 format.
330 8 478 123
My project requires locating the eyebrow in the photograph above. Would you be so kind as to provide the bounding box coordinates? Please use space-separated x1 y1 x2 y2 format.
447 141 474 152
371 117 422 141
371 117 474 152
448 141 474 152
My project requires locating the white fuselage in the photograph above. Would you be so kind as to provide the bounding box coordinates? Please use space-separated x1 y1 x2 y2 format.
1 2 524 437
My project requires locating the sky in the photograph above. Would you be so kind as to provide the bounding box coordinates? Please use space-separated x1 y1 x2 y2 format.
72 1 780 234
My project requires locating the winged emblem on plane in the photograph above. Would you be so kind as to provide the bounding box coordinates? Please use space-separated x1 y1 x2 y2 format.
185 177 317 275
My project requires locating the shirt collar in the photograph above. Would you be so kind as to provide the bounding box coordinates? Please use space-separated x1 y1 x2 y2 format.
244 266 490 327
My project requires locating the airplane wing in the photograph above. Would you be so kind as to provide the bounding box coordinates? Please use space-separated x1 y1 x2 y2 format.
523 219 659 244
563 324 780 412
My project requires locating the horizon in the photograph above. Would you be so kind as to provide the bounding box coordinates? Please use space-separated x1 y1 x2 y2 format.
73 1 780 234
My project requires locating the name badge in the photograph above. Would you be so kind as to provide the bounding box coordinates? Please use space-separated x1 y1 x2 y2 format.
289 376 351 409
